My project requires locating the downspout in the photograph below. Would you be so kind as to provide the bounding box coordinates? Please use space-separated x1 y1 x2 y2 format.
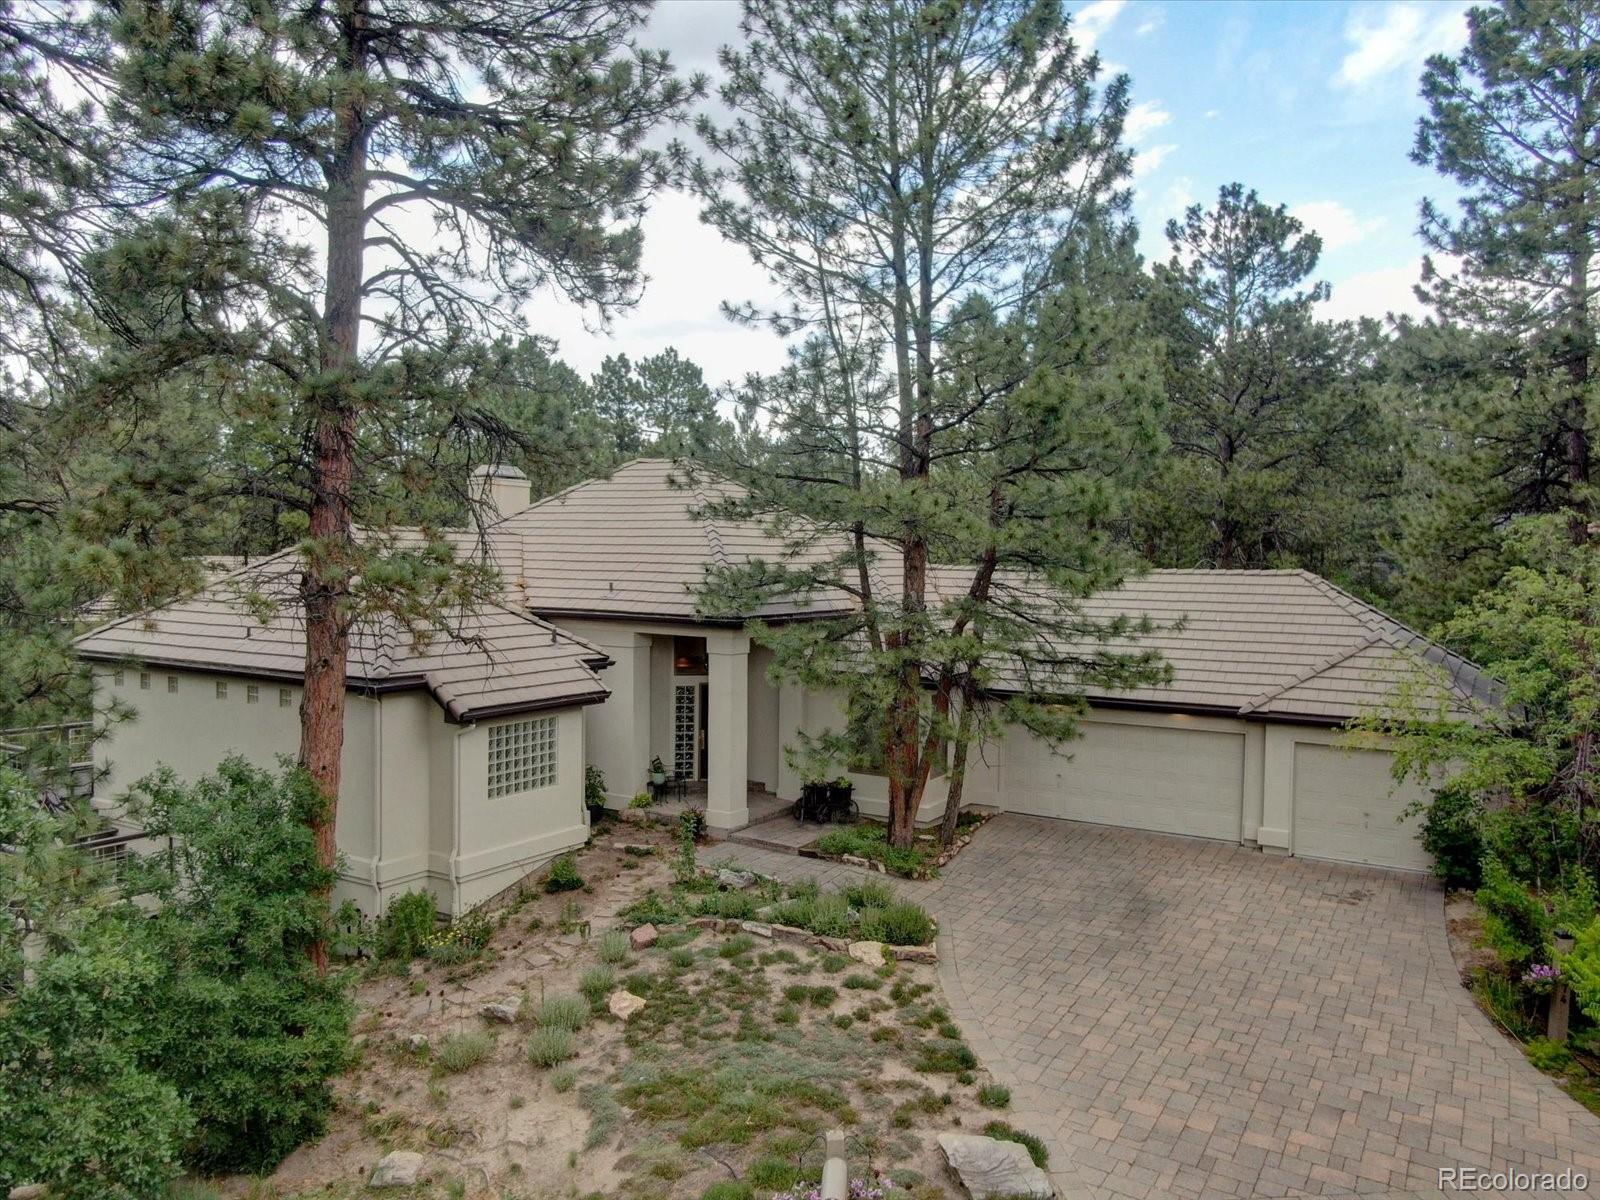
452 721 474 918
370 694 383 911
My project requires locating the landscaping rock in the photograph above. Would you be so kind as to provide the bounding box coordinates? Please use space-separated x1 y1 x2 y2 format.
771 923 811 944
629 923 659 950
740 920 773 938
369 1150 426 1189
480 998 520 1024
690 916 722 931
937 1133 1051 1199
893 944 938 964
608 990 646 1021
406 1034 429 1052
9 1184 48 1199
818 936 850 952
847 939 886 965
717 867 758 889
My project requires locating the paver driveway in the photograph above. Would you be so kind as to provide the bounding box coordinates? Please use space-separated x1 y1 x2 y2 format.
723 815 1600 1200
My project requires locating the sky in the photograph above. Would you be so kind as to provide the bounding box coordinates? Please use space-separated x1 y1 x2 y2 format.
524 0 1473 387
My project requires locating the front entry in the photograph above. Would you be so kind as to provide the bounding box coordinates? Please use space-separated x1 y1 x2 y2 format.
672 679 708 781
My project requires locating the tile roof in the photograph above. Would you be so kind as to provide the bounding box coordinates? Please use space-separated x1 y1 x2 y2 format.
493 459 858 621
73 458 1494 728
74 551 611 722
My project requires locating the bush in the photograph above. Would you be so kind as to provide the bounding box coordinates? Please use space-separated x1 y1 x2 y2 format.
977 1083 1011 1108
535 995 589 1032
1477 857 1552 971
700 1183 753 1200
595 928 631 964
844 879 896 910
526 1027 577 1068
982 1121 1049 1168
376 889 438 960
579 966 615 1005
915 1038 978 1073
544 853 584 893
435 1031 495 1073
585 764 608 812
1526 1037 1575 1074
125 761 352 1175
551 1065 578 1093
694 890 759 920
1421 785 1484 890
859 901 935 946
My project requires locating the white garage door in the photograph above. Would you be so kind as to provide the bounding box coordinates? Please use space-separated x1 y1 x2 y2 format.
1293 744 1430 871
1006 720 1244 841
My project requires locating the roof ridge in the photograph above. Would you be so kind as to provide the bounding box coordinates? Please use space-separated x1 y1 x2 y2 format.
1237 632 1385 715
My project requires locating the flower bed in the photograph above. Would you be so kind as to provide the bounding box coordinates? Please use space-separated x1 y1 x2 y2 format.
802 809 996 879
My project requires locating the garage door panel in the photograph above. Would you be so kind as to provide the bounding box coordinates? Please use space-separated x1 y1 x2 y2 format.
1293 744 1430 871
1007 721 1243 841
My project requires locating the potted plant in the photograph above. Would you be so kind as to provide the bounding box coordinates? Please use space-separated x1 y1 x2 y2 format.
649 755 667 786
584 764 608 823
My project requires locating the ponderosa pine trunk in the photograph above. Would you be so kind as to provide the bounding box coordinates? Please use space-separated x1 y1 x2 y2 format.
300 0 369 972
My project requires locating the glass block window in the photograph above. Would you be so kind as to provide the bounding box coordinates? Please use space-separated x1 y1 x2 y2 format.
279 688 293 708
246 684 259 704
487 716 557 798
167 675 178 694
215 681 228 700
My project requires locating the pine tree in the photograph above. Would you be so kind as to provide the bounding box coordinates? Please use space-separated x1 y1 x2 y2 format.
97 0 698 964
1138 183 1397 580
693 0 1152 847
1410 0 1599 554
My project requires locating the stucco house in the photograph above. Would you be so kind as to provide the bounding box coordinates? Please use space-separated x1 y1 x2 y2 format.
76 459 1492 916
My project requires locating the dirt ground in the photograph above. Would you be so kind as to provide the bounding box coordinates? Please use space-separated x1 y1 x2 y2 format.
214 819 1015 1199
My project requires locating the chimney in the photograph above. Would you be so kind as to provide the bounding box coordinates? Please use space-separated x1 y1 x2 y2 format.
471 463 532 521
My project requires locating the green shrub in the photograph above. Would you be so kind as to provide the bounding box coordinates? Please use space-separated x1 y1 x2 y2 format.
620 890 683 926
596 929 631 964
747 1156 801 1188
585 764 608 811
544 853 584 893
843 973 881 990
695 890 759 920
719 934 758 958
982 1121 1049 1168
125 761 353 1175
977 1082 1012 1108
435 1031 495 1073
1421 785 1484 890
630 791 654 809
845 880 897 910
536 995 589 1031
376 889 438 960
1477 857 1551 971
859 901 935 946
1469 967 1541 1040
579 966 616 1005
699 1183 753 1200
1525 1037 1575 1073
526 1028 577 1068
915 1038 978 1073
550 1065 578 1093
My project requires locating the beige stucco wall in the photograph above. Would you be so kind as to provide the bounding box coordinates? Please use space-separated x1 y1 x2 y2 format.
748 646 779 791
88 667 590 915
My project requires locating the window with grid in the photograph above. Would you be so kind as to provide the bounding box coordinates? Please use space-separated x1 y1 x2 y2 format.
487 717 557 798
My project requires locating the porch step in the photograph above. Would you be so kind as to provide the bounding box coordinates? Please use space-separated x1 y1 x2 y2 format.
726 813 824 856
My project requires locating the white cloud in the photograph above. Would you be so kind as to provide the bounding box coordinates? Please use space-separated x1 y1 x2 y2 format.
1318 262 1428 322
1132 143 1177 178
1134 7 1164 36
524 189 790 386
1074 0 1127 50
1335 2 1469 88
1289 200 1384 252
1124 100 1171 142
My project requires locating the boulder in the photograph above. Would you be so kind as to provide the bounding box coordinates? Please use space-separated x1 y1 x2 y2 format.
717 868 758 889
740 920 773 938
405 1034 429 1052
937 1133 1051 1199
847 940 886 966
893 944 938 964
9 1185 48 1200
608 990 646 1021
629 923 659 950
369 1150 426 1189
480 998 520 1024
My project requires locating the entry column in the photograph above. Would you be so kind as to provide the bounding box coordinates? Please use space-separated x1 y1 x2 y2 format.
706 630 750 830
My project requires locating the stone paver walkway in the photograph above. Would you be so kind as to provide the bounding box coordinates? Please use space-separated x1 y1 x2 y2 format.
717 816 1600 1200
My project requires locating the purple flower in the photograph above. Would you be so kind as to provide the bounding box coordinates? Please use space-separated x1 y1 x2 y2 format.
1523 963 1561 986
